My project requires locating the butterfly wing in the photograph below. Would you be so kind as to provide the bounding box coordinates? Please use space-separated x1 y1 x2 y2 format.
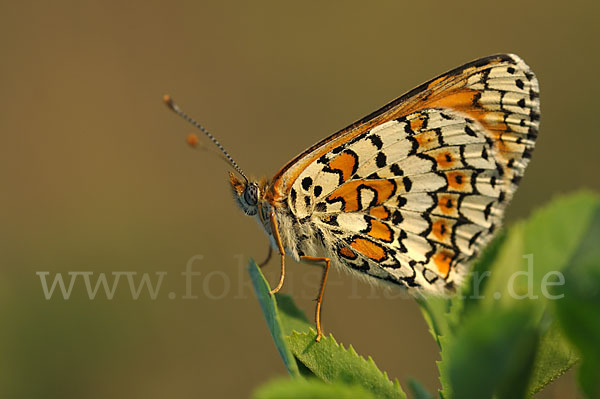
268 54 539 294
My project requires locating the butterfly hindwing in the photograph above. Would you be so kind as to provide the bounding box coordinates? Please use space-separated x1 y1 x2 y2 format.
275 54 539 294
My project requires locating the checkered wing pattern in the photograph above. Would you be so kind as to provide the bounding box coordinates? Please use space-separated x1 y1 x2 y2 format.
284 54 539 294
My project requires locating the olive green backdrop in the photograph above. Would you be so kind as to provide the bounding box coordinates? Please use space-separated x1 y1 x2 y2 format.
2 1 599 397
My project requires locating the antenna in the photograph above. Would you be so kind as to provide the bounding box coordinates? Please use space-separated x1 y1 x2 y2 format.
163 95 248 183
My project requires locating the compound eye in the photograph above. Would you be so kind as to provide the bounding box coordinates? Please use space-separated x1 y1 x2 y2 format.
244 184 259 206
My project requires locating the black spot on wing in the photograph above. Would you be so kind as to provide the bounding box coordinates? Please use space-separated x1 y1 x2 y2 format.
511 174 522 185
368 134 383 150
290 188 297 207
392 210 403 225
376 152 387 168
464 125 477 137
304 196 311 207
524 71 534 81
515 79 524 90
530 108 540 122
480 68 491 89
472 92 482 107
331 145 345 154
481 147 488 161
402 176 413 192
498 190 506 203
483 201 493 220
397 196 407 208
302 177 313 191
389 164 402 176
397 230 408 253
468 230 482 248
530 89 540 101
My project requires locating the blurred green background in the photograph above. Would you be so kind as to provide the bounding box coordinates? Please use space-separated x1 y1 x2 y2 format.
2 1 599 397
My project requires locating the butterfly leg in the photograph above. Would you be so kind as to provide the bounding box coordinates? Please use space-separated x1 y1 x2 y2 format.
258 245 273 268
300 256 331 342
268 211 286 296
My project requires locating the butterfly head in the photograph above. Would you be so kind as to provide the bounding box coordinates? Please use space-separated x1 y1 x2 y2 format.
229 172 262 216
163 95 264 216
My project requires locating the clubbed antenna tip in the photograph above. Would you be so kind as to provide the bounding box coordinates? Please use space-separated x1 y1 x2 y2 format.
187 133 199 148
163 94 176 111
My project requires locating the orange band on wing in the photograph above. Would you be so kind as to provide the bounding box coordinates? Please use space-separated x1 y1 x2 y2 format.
423 89 512 155
414 130 439 151
410 115 425 131
350 237 386 262
327 151 357 183
431 219 449 241
432 250 454 278
367 219 393 242
435 151 455 169
369 205 390 220
436 194 459 217
445 171 468 191
327 180 396 212
338 246 357 260
425 89 478 110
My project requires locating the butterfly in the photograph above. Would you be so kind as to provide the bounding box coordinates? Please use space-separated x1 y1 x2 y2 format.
164 53 540 341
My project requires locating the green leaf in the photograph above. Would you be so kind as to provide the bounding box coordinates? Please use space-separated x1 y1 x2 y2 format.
285 331 406 399
435 223 527 397
435 192 600 398
407 378 434 399
467 192 598 312
520 192 599 396
248 260 300 377
475 222 526 310
250 260 405 398
275 293 317 378
275 293 312 337
253 377 375 399
526 322 578 396
554 204 600 398
416 296 451 347
459 230 507 316
441 304 539 399
523 192 600 292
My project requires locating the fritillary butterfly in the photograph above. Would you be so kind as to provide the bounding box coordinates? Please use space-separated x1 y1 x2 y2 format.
165 53 540 341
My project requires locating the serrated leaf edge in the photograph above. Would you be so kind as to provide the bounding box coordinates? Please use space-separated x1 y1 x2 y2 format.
287 330 402 390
